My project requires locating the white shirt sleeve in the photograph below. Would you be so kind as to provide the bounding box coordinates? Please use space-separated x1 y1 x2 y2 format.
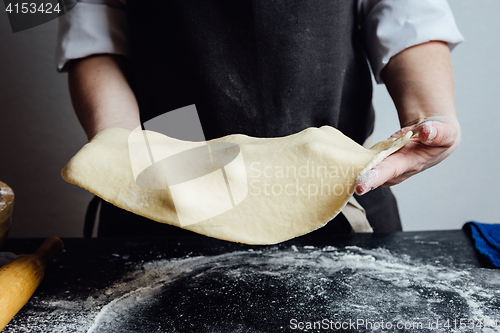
55 0 128 72
358 0 465 83
56 0 464 81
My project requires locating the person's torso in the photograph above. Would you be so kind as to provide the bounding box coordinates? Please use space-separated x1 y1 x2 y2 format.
127 0 373 144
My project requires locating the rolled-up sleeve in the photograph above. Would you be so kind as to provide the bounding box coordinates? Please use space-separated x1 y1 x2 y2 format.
359 0 464 83
55 0 129 72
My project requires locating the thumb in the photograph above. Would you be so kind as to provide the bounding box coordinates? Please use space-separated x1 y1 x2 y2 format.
417 118 458 147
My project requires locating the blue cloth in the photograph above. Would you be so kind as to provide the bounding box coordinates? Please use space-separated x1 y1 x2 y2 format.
463 222 500 268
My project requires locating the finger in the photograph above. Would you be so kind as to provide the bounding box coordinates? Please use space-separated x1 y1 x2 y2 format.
380 170 419 187
355 152 418 195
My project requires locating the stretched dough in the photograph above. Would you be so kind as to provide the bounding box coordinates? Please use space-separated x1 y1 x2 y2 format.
62 127 410 244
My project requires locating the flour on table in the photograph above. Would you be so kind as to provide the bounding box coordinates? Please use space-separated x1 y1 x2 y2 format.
4 247 500 333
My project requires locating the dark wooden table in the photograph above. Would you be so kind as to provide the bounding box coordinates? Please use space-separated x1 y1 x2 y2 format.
2 230 499 332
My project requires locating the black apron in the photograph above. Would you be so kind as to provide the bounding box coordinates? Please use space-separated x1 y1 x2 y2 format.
92 0 402 238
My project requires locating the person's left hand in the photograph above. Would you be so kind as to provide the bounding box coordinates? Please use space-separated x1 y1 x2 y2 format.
355 116 461 195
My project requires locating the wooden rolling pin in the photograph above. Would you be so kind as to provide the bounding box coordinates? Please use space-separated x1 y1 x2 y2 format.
0 237 64 331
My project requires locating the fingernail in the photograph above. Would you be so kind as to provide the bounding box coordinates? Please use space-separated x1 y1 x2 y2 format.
356 170 376 195
357 187 372 196
355 186 363 195
426 125 437 142
355 182 371 196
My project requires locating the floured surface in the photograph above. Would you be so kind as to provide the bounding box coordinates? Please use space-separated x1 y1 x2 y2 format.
5 245 499 333
62 127 410 244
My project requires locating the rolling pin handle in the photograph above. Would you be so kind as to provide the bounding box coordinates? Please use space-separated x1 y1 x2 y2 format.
33 237 64 266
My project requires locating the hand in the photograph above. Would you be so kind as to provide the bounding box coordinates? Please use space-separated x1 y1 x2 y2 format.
355 116 461 195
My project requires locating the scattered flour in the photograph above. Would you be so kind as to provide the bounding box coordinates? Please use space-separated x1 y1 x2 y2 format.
4 246 500 333
0 188 13 196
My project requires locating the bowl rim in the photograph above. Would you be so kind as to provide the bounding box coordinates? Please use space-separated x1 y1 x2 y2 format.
0 181 14 247
0 181 15 208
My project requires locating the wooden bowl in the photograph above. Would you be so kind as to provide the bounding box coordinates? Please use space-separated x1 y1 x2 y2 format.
0 182 14 249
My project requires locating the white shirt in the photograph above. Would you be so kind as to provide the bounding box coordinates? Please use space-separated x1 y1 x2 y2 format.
56 0 464 83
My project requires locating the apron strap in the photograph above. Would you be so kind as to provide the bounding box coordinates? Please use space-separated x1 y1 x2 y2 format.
341 196 373 233
83 196 101 238
341 131 375 233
